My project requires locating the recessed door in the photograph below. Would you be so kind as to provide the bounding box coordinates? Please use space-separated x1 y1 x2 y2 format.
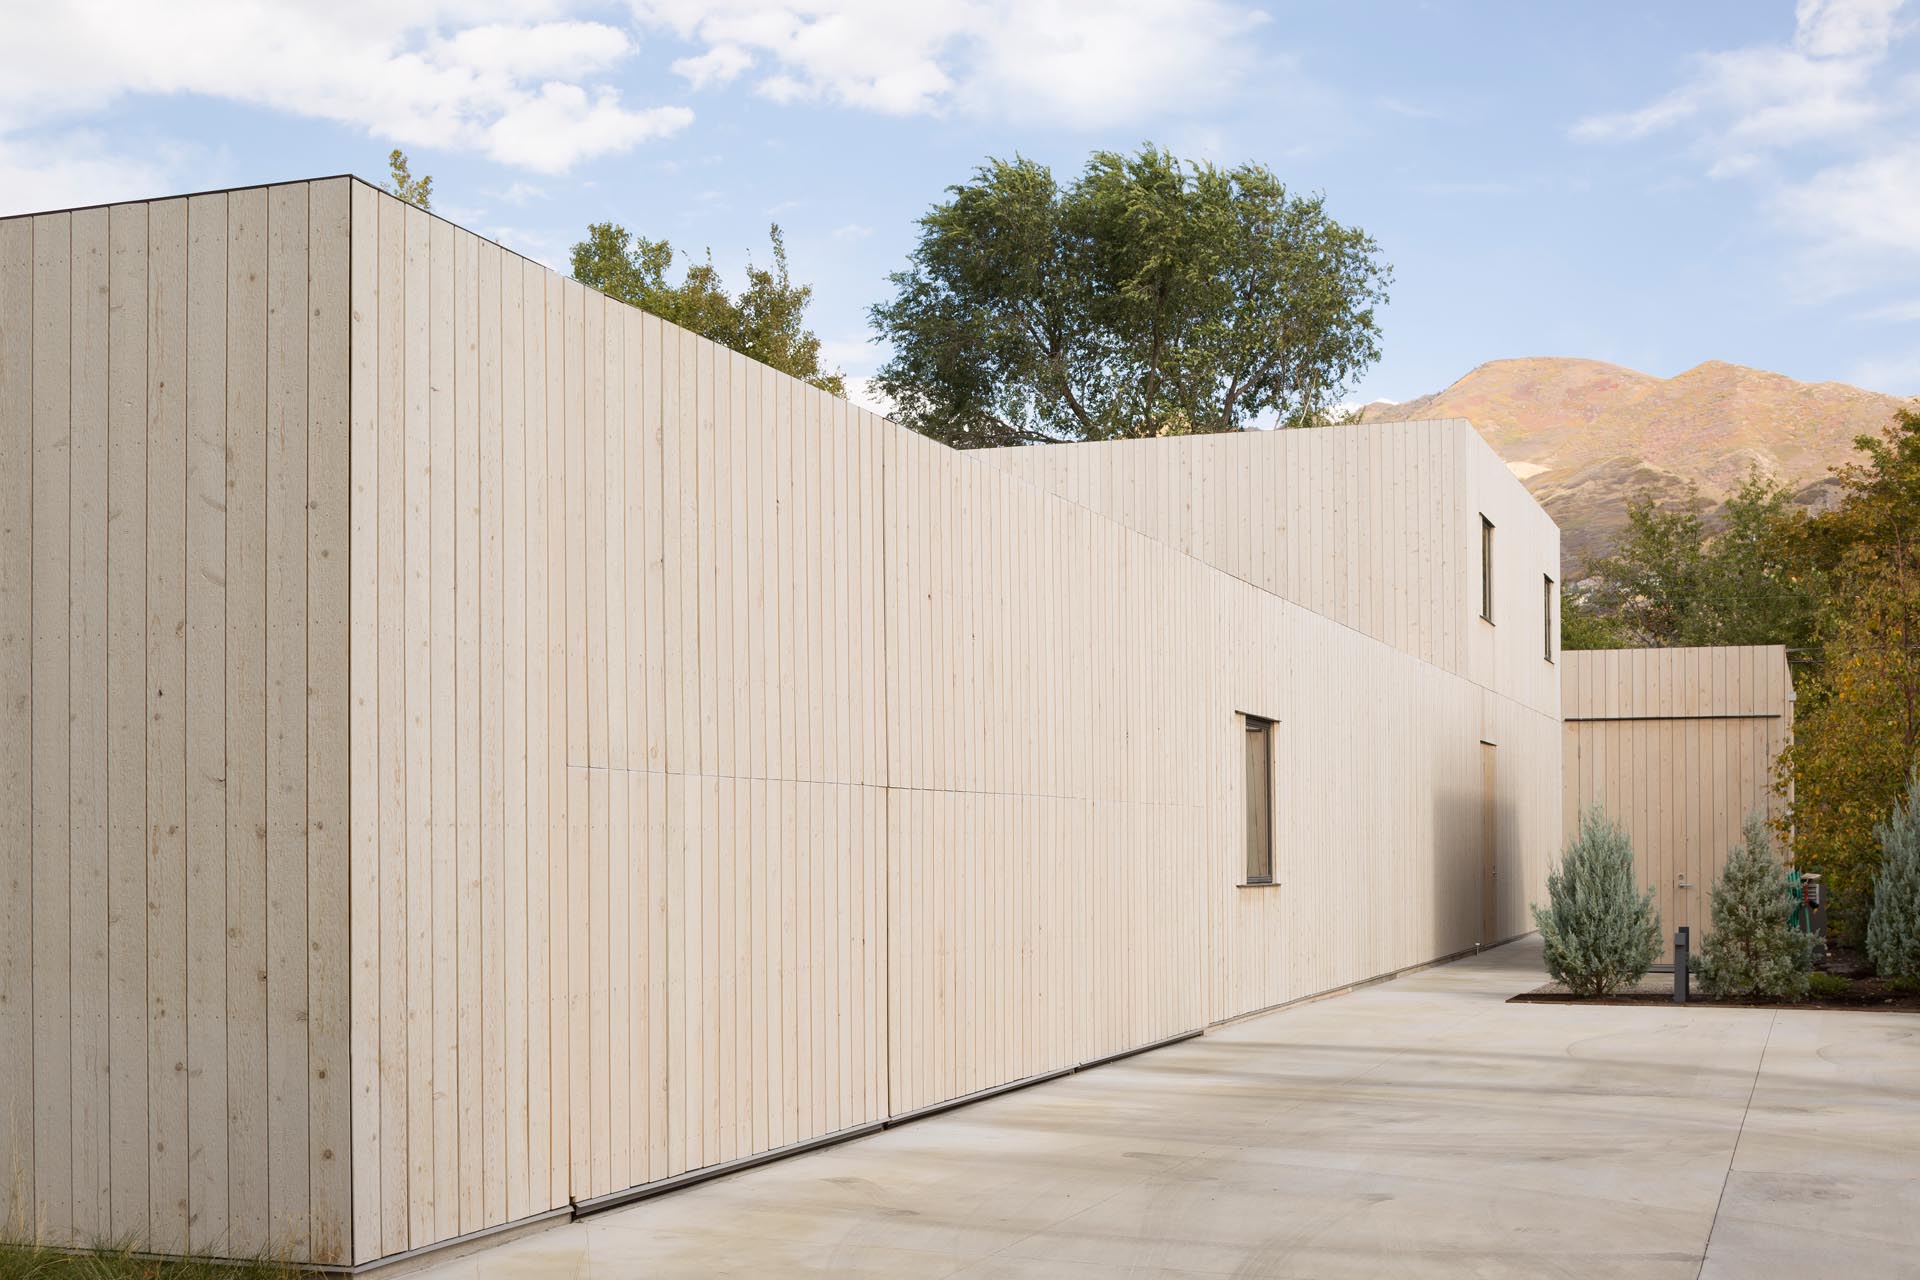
1481 741 1497 944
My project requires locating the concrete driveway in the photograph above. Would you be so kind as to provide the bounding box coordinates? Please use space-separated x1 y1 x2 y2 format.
404 938 1919 1279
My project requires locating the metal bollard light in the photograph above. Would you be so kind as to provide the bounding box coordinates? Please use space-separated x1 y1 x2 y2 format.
1673 926 1690 1004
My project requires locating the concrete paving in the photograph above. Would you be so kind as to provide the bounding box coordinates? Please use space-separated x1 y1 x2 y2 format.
403 938 1920 1278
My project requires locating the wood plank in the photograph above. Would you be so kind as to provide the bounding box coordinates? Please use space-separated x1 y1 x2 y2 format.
32 210 75 1246
451 226 481 1237
580 289 610 1195
541 262 568 1208
139 195 188 1253
264 181 311 1253
182 193 228 1255
499 244 531 1223
345 178 383 1265
519 257 553 1214
603 304 630 1193
105 200 149 1243
306 177 352 1267
375 190 412 1257
476 237 508 1231
221 187 270 1256
401 200 433 1248
68 204 111 1241
0 214 34 1240
427 213 458 1244
561 280 590 1197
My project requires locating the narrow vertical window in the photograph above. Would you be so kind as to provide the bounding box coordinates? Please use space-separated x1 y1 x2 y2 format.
1244 716 1273 885
1480 515 1495 623
1544 575 1555 662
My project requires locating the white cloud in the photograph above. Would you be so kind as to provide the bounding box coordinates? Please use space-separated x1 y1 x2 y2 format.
840 375 895 417
495 180 548 205
0 2 691 180
0 129 172 213
485 83 690 174
1796 0 1906 58
1778 143 1920 266
831 222 872 240
1573 0 1920 291
632 0 1268 125
673 43 754 90
1572 33 1889 156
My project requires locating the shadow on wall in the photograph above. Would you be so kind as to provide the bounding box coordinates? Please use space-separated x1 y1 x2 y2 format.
1430 785 1520 953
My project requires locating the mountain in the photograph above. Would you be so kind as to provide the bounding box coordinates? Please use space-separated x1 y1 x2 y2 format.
1359 357 1912 569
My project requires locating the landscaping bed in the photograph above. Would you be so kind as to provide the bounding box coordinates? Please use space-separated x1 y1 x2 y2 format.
1511 963 1920 1011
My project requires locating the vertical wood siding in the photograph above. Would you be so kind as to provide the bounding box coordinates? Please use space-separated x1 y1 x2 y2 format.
343 184 1562 1260
2 179 1563 1268
0 181 354 1263
1561 646 1793 954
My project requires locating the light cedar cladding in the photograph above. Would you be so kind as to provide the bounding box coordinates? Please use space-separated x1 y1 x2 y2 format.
1562 645 1794 956
0 180 354 1262
1 178 1565 1269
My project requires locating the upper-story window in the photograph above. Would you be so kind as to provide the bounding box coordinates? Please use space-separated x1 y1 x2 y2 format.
1544 575 1555 662
1480 515 1494 623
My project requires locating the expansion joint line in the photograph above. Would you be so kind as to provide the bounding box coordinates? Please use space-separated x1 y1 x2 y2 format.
1697 1011 1776 1279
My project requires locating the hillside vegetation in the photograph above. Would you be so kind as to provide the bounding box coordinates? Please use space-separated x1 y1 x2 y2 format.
1361 356 1910 567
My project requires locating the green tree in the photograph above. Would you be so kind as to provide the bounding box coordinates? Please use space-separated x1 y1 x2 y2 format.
869 145 1391 447
385 149 432 210
572 222 845 396
1574 474 1821 650
1867 769 1920 982
1531 808 1662 997
1581 492 1707 647
1785 409 1920 928
1697 474 1822 648
1694 814 1815 1000
1560 581 1627 651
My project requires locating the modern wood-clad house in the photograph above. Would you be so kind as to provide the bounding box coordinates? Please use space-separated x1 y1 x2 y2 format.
0 177 1562 1269
1562 645 1795 957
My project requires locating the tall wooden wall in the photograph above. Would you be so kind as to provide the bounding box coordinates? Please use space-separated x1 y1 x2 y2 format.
342 181 895 1260
979 424 1564 1021
0 182 354 1260
2 179 1565 1269
1562 646 1794 953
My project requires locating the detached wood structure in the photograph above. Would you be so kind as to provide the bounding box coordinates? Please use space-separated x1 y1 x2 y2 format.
0 178 1562 1269
1561 646 1794 954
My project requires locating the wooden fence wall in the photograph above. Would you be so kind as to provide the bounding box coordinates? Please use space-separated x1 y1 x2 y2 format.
2 179 1564 1269
1561 646 1794 954
0 183 354 1260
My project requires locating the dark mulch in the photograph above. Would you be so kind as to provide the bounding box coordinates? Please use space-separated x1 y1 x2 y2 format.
1510 972 1920 1011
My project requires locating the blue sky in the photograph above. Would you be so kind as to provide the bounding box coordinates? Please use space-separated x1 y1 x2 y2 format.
4 0 1917 407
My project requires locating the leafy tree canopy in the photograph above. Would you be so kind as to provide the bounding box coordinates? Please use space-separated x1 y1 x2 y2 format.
571 222 845 397
1784 408 1920 927
869 145 1392 447
1563 472 1822 652
385 149 432 210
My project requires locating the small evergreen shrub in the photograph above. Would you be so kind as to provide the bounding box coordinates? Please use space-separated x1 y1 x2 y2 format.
1868 769 1920 983
1807 971 1850 999
1532 808 1662 996
1694 814 1815 1000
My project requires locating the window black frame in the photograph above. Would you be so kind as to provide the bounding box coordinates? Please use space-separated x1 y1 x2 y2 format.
1243 715 1275 887
1479 515 1495 623
1543 574 1555 662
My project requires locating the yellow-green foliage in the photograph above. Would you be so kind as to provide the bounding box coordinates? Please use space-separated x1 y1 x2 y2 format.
1782 408 1920 929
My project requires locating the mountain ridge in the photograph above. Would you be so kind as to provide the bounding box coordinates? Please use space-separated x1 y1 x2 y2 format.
1358 356 1913 568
